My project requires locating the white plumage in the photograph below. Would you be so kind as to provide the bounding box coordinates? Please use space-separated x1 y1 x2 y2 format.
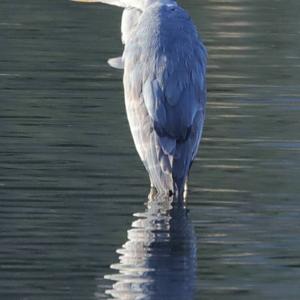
72 0 207 200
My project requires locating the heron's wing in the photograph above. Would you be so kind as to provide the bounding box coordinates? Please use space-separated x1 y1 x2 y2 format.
141 17 207 188
144 48 206 187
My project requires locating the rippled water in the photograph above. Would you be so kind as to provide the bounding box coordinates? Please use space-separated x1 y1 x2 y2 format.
1 0 300 299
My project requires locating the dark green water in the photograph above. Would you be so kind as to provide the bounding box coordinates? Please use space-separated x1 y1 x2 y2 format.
1 0 300 299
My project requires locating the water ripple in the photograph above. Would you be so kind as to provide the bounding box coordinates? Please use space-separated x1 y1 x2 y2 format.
102 200 197 300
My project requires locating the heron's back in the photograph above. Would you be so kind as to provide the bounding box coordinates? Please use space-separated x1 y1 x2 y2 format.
123 3 207 197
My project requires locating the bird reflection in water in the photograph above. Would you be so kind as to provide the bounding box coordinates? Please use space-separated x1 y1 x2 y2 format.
100 198 197 300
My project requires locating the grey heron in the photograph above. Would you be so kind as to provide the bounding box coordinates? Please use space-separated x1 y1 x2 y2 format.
72 0 207 201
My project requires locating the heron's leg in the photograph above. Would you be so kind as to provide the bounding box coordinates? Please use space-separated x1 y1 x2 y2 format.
183 177 189 203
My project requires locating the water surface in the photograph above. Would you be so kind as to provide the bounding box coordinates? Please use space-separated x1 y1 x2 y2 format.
1 0 300 299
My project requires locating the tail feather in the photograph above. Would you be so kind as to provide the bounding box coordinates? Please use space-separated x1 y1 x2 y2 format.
145 132 173 196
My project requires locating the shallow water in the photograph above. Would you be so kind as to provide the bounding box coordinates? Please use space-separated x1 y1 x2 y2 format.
1 0 300 299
